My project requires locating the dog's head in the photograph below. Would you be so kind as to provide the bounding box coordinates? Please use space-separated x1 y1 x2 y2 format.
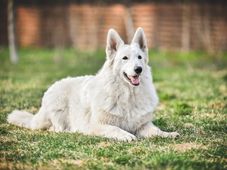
106 27 149 87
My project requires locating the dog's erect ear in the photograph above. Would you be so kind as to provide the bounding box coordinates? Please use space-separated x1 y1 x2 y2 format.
106 29 124 60
131 27 148 54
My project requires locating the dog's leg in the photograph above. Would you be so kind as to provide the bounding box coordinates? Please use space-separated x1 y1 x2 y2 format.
136 122 179 138
87 124 137 141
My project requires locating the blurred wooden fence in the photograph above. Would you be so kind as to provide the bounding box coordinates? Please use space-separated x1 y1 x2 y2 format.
0 1 227 52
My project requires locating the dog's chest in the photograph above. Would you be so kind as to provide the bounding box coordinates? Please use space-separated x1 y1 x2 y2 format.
99 108 152 133
99 91 154 133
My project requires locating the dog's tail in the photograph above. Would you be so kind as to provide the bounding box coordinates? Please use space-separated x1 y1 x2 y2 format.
7 110 34 129
7 109 50 130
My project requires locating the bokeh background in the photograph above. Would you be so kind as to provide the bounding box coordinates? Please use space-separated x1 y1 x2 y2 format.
0 0 227 53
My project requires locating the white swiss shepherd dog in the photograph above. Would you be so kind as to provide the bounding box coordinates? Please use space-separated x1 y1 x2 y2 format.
7 28 179 141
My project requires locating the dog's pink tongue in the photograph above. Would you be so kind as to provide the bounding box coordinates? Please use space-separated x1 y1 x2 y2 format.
129 76 140 85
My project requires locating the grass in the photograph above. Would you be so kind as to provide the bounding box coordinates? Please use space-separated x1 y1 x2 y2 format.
0 47 226 169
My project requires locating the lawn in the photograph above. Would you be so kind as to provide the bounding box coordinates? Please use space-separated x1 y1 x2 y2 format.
0 48 226 170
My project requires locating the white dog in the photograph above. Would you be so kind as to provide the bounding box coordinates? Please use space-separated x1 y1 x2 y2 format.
7 28 179 141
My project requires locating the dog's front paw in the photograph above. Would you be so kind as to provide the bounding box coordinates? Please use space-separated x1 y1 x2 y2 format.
115 132 137 142
106 130 136 142
168 132 180 138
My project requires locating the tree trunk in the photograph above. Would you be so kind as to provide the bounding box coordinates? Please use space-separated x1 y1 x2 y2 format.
8 0 18 64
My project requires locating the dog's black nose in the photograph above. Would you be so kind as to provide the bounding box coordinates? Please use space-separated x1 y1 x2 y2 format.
134 66 142 74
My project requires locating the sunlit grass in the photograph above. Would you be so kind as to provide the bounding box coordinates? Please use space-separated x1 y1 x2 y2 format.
0 48 226 169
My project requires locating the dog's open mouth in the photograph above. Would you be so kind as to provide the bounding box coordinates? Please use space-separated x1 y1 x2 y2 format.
123 72 140 86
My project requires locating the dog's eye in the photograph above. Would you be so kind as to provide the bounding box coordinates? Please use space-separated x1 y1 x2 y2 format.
122 56 128 60
138 55 142 59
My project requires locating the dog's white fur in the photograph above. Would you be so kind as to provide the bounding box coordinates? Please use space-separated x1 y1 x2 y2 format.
7 28 179 141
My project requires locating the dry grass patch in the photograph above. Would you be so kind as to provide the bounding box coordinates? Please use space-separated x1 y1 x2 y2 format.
171 143 206 153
